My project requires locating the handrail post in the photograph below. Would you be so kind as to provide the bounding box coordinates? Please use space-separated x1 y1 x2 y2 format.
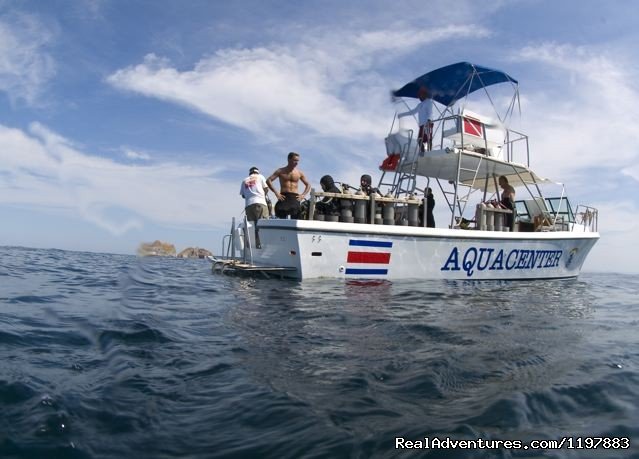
450 142 463 229
242 215 253 264
230 217 235 259
308 188 316 220
369 193 376 224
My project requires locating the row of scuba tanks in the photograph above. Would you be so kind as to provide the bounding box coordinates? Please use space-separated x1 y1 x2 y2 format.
315 184 424 226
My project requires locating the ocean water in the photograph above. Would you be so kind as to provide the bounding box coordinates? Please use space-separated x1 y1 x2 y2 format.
1 246 638 459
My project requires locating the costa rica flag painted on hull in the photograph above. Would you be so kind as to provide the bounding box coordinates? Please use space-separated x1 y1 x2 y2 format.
345 239 392 275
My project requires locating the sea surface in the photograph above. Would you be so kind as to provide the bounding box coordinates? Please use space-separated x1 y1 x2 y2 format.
1 246 638 459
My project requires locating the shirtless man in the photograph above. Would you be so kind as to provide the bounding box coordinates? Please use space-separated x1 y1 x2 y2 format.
266 152 311 219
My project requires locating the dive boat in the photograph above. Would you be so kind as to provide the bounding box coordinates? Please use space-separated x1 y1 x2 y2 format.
212 62 599 280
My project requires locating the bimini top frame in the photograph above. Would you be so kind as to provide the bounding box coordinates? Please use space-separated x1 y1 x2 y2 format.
393 61 519 116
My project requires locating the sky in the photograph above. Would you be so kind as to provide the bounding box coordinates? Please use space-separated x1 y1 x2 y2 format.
1 0 638 273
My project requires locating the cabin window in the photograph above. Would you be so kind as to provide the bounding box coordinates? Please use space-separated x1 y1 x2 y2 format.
515 201 529 219
546 198 575 223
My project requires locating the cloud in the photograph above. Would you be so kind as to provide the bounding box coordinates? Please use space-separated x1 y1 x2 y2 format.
122 147 152 161
511 43 639 180
107 24 490 141
0 122 239 235
81 0 106 19
109 50 380 140
0 12 56 105
354 24 490 53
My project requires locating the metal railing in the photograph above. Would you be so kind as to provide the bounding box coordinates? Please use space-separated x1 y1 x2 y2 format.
574 205 599 232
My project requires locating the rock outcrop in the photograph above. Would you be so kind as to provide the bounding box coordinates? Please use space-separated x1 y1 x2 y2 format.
137 240 176 257
177 247 213 259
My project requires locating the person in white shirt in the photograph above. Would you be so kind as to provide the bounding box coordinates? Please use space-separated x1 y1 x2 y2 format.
398 86 433 151
240 166 269 248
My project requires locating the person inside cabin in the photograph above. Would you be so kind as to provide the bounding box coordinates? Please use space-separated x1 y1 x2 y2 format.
419 187 436 228
499 175 516 229
397 86 434 151
240 166 270 249
266 151 311 219
316 175 341 216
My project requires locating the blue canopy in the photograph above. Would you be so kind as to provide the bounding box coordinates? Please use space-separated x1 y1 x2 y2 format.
393 62 518 107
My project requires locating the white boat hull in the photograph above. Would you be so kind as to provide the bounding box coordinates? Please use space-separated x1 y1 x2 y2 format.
238 220 599 280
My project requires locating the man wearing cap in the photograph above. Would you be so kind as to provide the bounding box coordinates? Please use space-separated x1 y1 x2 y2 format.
240 166 270 249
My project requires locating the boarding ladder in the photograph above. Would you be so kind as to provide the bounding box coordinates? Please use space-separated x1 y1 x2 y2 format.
378 129 420 197
440 152 484 227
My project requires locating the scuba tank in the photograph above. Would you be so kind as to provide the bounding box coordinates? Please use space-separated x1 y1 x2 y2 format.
382 191 395 225
339 186 354 223
353 188 367 223
407 193 420 226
